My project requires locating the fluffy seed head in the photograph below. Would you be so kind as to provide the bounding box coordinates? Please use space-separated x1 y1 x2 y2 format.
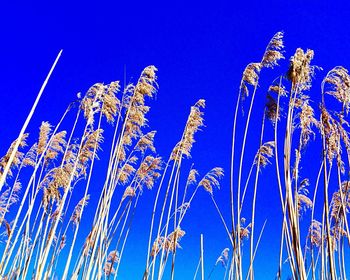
287 48 316 91
241 63 261 99
135 156 162 190
297 178 313 216
38 122 52 155
308 220 322 247
265 94 279 124
171 100 205 161
261 31 285 69
255 141 275 168
122 186 136 201
323 66 350 113
216 248 230 267
71 195 90 226
198 167 224 195
0 134 28 178
269 84 288 96
298 98 318 148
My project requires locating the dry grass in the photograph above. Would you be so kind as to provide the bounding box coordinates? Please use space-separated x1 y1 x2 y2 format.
0 33 349 280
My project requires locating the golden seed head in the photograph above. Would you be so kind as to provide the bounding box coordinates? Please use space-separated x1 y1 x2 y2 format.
287 48 316 91
171 100 205 161
198 167 224 195
261 31 285 69
323 66 350 113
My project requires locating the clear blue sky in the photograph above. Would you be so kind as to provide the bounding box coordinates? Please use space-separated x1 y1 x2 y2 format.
1 1 349 279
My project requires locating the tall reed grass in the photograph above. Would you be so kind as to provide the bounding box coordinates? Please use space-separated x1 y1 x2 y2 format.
0 32 349 279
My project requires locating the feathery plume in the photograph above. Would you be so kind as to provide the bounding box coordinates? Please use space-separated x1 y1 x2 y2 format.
135 156 162 190
239 218 252 240
41 164 75 209
102 81 121 123
23 143 37 167
323 66 350 113
298 98 318 148
135 131 156 153
241 32 284 99
330 181 350 222
261 31 285 69
296 178 313 216
269 84 288 97
320 107 341 164
177 203 190 215
151 228 186 256
337 120 350 165
171 100 205 160
151 236 164 257
81 81 121 125
118 159 137 185
81 83 105 126
44 131 67 164
287 48 316 91
187 168 199 186
163 227 186 253
0 181 21 221
71 195 90 226
119 66 158 162
330 181 349 241
0 134 28 178
198 167 224 195
37 122 52 155
254 141 275 168
241 63 261 99
215 248 230 267
78 129 104 175
134 66 158 100
122 186 136 201
265 94 279 124
308 220 322 247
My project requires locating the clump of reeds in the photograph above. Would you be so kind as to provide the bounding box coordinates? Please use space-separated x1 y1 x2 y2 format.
0 31 350 280
221 31 350 280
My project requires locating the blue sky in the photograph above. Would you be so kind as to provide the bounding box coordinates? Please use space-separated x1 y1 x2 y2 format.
1 1 350 279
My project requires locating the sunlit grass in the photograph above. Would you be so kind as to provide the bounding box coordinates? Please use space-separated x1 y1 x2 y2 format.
0 32 349 280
